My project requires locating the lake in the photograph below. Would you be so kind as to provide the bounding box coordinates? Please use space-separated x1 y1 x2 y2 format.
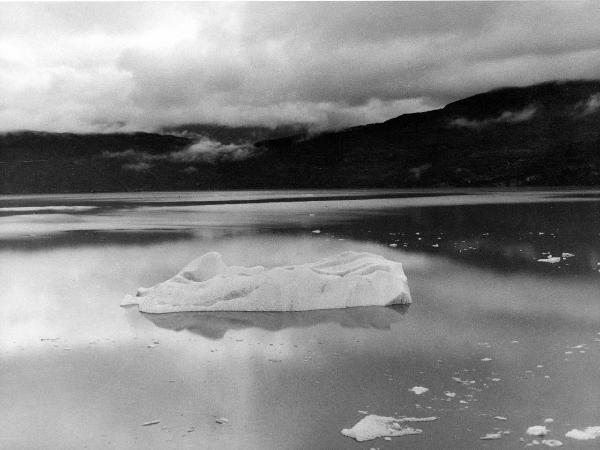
1 189 600 449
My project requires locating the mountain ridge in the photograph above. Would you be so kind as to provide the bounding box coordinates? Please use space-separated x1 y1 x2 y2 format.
2 80 600 193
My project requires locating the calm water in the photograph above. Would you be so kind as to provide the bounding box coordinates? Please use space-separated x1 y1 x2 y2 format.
1 190 600 449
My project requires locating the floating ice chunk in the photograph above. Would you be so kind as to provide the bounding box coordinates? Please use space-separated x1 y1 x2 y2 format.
452 377 475 385
527 426 549 436
565 426 600 440
537 256 561 264
216 417 229 424
312 229 321 234
409 386 428 395
542 439 563 447
544 418 554 424
141 420 160 426
341 415 437 442
561 253 575 259
123 252 412 313
494 416 508 421
480 357 492 362
444 391 456 398
481 433 502 440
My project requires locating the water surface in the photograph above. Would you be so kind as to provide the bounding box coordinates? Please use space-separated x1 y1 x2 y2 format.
1 189 600 449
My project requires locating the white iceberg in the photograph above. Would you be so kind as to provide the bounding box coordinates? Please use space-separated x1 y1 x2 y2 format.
409 386 428 395
527 425 549 436
565 426 600 440
341 415 437 442
123 251 412 313
537 256 561 264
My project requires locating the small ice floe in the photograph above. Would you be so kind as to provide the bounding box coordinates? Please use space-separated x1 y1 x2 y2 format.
537 256 561 264
141 420 160 426
40 337 60 342
527 425 549 436
444 391 456 398
570 344 586 349
452 377 475 385
432 244 439 248
358 410 369 415
480 433 503 440
340 415 437 442
389 243 398 248
494 416 508 421
215 417 229 425
544 418 554 424
311 229 321 234
561 253 575 259
565 426 600 440
480 358 492 362
409 386 429 395
541 439 563 446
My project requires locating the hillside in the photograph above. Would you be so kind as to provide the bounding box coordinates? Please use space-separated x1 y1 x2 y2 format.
251 80 600 188
2 80 600 193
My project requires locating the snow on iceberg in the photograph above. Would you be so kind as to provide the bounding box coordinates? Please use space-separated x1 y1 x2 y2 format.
123 251 412 313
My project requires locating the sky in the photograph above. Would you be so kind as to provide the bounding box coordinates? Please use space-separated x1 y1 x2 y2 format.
1 1 600 133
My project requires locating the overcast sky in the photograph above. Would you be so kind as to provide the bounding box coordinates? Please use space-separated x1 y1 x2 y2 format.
1 1 600 133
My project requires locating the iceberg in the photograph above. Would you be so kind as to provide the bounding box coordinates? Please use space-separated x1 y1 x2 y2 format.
341 415 437 442
565 426 600 440
123 251 412 313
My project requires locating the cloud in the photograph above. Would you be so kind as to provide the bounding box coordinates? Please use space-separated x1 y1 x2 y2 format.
451 106 537 129
576 92 600 116
1 2 600 132
122 161 152 172
102 137 256 169
169 139 255 164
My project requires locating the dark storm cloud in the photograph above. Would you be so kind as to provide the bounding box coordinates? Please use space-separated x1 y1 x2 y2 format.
1 2 600 132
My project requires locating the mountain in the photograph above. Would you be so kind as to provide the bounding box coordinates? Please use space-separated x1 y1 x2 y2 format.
1 80 600 193
249 80 600 188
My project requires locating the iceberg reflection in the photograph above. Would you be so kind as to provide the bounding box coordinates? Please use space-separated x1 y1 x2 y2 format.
141 305 409 339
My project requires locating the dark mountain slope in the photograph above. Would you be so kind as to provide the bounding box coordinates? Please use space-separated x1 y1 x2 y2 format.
1 80 600 193
251 80 600 187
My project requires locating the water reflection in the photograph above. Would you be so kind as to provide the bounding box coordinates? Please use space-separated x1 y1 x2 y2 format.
141 305 409 339
0 229 196 250
1 190 599 274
